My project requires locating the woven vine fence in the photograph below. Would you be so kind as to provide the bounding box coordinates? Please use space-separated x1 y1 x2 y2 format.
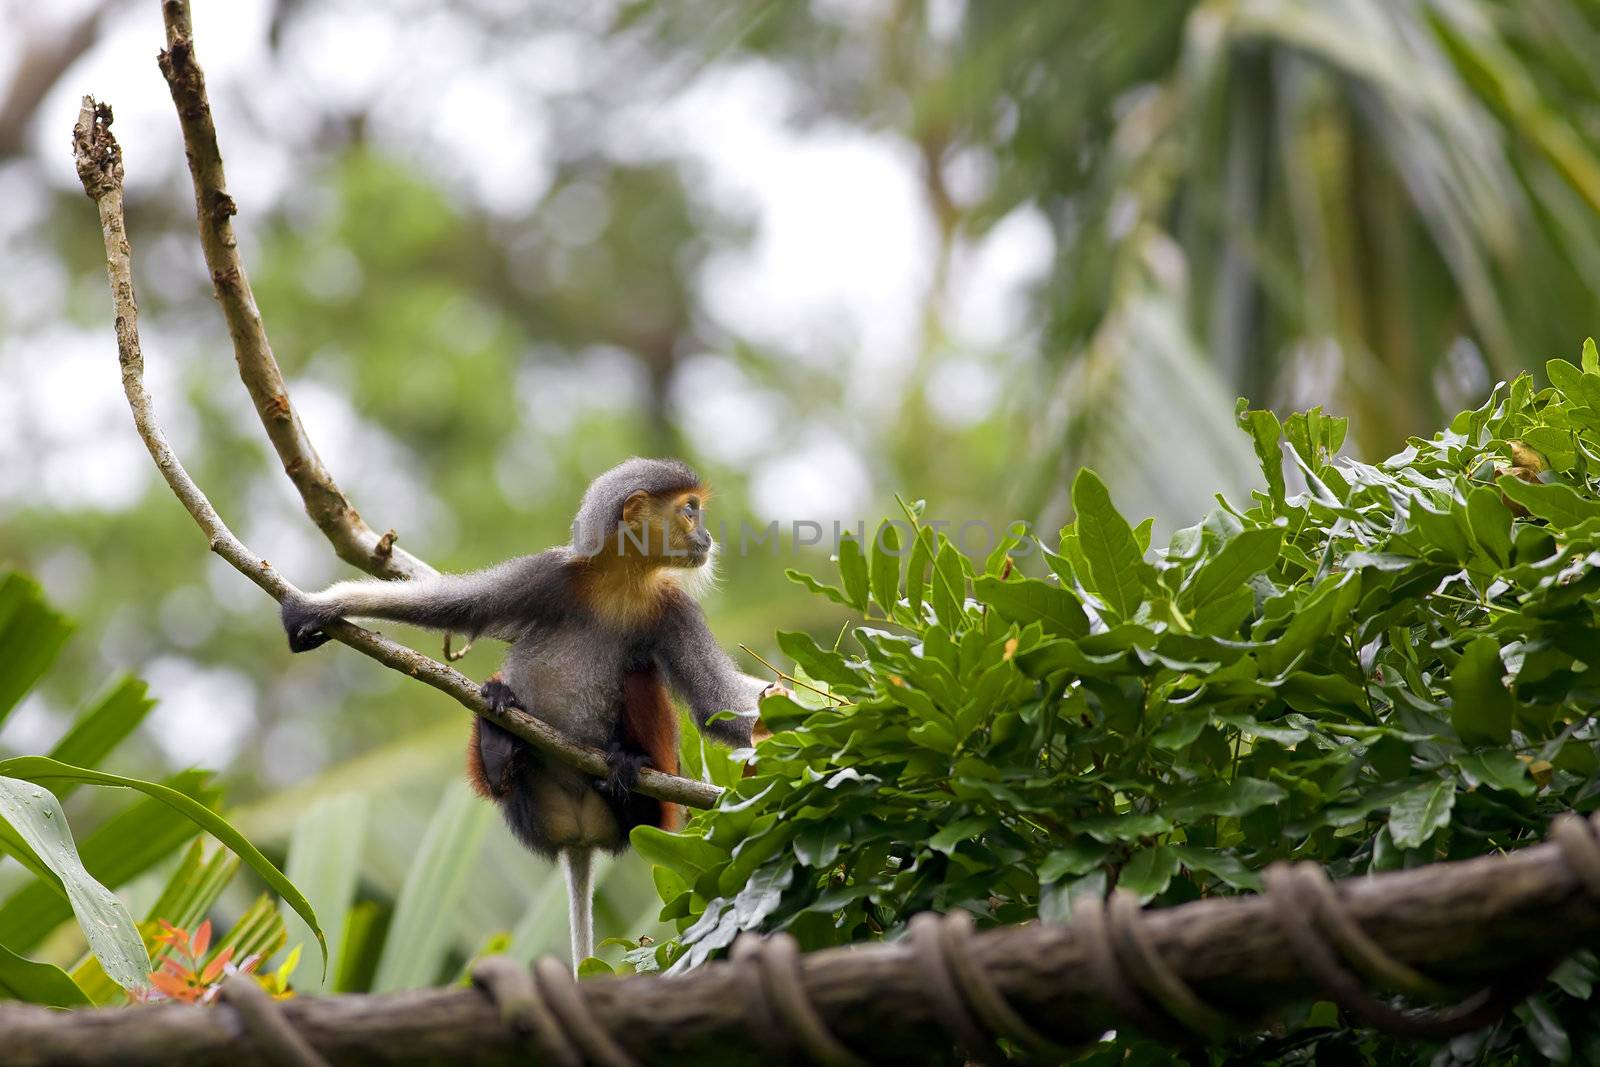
3 812 1599 1066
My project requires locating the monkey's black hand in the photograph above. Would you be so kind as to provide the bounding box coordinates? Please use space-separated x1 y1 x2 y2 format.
480 674 524 714
600 744 652 800
280 594 335 653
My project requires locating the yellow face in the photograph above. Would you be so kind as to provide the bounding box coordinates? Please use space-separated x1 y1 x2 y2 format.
621 488 712 567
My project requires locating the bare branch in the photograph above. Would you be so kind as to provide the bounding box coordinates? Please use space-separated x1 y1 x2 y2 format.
154 0 430 582
1 823 1597 1064
71 95 719 813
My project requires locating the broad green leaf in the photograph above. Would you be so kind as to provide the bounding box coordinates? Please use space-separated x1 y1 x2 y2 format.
1169 845 1262 891
0 769 219 953
1453 751 1534 797
0 756 325 968
0 574 74 728
1038 840 1110 882
1072 812 1171 842
0 777 147 990
280 794 368 994
1449 637 1513 746
1183 527 1282 607
74 838 240 1005
371 782 491 992
1465 485 1513 566
906 526 934 619
1163 779 1286 821
631 825 728 879
1117 846 1179 903
927 817 989 855
972 575 1088 637
1497 478 1600 528
869 520 902 616
1387 779 1455 849
1071 468 1148 619
47 677 155 787
835 533 869 612
775 631 859 687
1235 402 1286 502
0 941 90 1007
931 541 967 630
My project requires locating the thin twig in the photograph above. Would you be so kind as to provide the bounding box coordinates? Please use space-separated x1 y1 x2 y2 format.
738 644 852 707
71 95 719 813
155 0 430 582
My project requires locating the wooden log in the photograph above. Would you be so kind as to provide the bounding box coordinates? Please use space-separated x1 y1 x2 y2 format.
0 833 1594 1066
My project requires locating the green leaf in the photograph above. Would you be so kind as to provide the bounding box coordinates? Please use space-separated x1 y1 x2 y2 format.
1038 840 1110 883
1117 846 1179 903
280 793 368 994
0 769 220 953
1448 637 1513 746
775 631 859 687
1453 751 1535 797
0 941 90 1007
927 817 989 855
1071 468 1148 619
1497 478 1600 528
631 825 728 879
0 756 326 970
1465 485 1513 566
1387 778 1455 850
370 782 491 992
0 777 147 990
1169 846 1262 891
0 574 74 728
972 575 1088 637
46 678 155 786
906 526 934 619
836 533 869 612
783 569 854 609
1586 337 1600 374
73 837 239 1004
1163 779 1286 821
1183 527 1282 607
577 957 614 978
869 520 902 616
1072 812 1171 842
931 540 967 630
1236 402 1286 502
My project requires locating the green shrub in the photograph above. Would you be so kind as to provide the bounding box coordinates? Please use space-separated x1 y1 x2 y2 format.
632 344 1600 1062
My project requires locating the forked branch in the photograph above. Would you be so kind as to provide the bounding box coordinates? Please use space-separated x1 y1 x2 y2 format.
72 96 718 811
156 0 428 582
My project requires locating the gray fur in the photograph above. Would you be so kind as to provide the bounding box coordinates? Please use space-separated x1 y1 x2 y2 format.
280 458 762 851
570 457 701 557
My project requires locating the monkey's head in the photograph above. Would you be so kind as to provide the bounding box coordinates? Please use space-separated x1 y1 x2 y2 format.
572 458 713 570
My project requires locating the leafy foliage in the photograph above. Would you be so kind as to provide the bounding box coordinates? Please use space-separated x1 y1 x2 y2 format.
0 574 318 1006
635 350 1600 1061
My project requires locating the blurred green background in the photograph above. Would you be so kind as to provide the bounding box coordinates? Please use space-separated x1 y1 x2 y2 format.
2 0 1598 968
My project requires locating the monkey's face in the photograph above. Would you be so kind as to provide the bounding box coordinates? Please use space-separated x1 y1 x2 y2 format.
621 489 713 568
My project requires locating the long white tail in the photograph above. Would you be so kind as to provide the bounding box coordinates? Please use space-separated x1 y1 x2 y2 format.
559 847 595 973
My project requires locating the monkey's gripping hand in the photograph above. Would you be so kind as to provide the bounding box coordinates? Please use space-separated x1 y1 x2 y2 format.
280 594 337 653
599 743 653 801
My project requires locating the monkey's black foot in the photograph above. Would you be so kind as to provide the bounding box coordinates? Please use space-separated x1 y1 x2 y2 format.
600 744 652 800
480 676 523 714
280 595 334 653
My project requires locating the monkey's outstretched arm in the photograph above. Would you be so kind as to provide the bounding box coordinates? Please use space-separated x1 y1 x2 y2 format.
655 593 766 747
281 550 570 652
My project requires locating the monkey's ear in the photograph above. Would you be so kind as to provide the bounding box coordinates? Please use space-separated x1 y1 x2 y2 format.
621 491 651 526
